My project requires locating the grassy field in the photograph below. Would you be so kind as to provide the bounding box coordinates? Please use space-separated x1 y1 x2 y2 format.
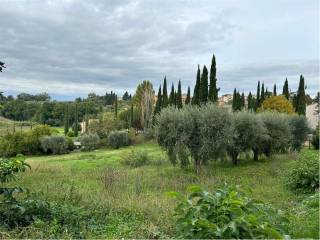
5 142 319 238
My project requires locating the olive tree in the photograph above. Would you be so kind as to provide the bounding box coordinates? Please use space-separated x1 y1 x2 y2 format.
288 115 309 151
227 112 268 164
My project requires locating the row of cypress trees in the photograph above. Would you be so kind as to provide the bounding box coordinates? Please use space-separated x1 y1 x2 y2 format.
232 75 306 115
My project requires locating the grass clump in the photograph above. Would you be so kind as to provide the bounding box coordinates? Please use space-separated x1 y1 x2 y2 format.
120 150 150 168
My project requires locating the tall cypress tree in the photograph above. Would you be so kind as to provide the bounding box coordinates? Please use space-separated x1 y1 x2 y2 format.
282 78 289 99
162 76 168 107
241 92 245 109
64 104 69 135
154 85 162 115
169 83 175 106
185 86 191 105
232 88 237 111
192 65 201 105
255 81 260 111
247 92 253 110
114 96 118 118
199 65 208 103
74 103 79 136
209 54 219 102
296 75 306 115
273 84 277 96
177 80 182 109
261 83 265 103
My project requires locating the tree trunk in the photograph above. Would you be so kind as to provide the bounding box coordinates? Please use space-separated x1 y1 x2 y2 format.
253 148 259 161
232 153 238 165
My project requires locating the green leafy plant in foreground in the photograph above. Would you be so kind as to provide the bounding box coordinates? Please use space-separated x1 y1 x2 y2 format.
169 185 290 239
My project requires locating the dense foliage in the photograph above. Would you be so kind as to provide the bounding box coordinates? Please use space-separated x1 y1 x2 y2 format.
258 95 294 114
107 130 130 149
121 150 150 167
40 136 70 154
288 115 309 151
78 133 100 151
285 150 319 193
311 125 319 150
170 186 289 239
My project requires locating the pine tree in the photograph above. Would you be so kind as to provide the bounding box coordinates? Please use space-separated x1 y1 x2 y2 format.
255 81 261 111
169 83 175 106
273 84 277 96
295 75 306 115
177 80 182 109
154 85 162 115
114 96 118 118
74 103 79 136
261 83 265 103
185 86 191 105
248 92 253 110
209 54 219 102
282 78 289 99
192 65 201 105
162 76 168 107
199 65 208 103
64 104 69 135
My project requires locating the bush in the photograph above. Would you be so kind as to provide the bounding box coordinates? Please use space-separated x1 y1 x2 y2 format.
259 112 291 156
285 150 319 193
311 125 319 150
40 136 70 154
171 185 289 239
258 95 295 114
288 115 309 151
78 133 100 151
66 130 75 137
120 150 150 167
107 131 130 149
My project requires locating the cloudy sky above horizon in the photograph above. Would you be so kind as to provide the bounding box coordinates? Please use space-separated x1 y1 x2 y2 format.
0 0 318 100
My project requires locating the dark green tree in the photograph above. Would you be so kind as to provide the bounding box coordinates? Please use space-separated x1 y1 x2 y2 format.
282 78 289 99
177 80 183 109
114 96 118 118
232 88 238 112
247 92 253 110
241 92 245 109
169 83 175 106
73 103 79 136
154 85 162 115
199 65 208 103
130 103 134 128
273 84 277 96
261 83 265 103
255 81 261 111
185 86 191 105
209 54 219 102
192 65 201 105
64 104 70 135
162 76 169 107
295 75 306 115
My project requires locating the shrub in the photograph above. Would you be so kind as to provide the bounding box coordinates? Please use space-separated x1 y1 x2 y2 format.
66 130 75 137
311 125 319 150
23 125 53 155
259 112 291 156
40 136 69 154
258 95 295 114
78 133 100 151
128 128 144 145
285 150 319 193
288 115 309 151
170 185 289 239
227 112 268 164
120 150 150 168
107 131 130 149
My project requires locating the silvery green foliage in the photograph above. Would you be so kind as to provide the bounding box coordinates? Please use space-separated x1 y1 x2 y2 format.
258 112 292 156
288 115 310 151
227 112 268 164
40 136 69 154
107 131 129 149
77 133 100 151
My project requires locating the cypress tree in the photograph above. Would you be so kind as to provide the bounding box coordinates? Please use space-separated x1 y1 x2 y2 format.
169 83 175 106
64 104 69 135
130 103 134 128
261 83 265 103
74 103 79 136
255 81 260 111
199 65 208 103
162 76 168 107
282 78 289 99
114 96 118 118
248 92 253 110
154 85 162 115
177 80 182 109
241 92 245 109
192 65 201 105
273 84 277 96
185 86 191 105
209 54 219 102
296 75 306 115
232 88 237 111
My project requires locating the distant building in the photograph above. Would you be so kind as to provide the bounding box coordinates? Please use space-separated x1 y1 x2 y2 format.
306 103 319 129
218 94 233 106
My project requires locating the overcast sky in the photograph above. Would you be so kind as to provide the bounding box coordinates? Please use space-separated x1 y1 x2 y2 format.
0 0 318 100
